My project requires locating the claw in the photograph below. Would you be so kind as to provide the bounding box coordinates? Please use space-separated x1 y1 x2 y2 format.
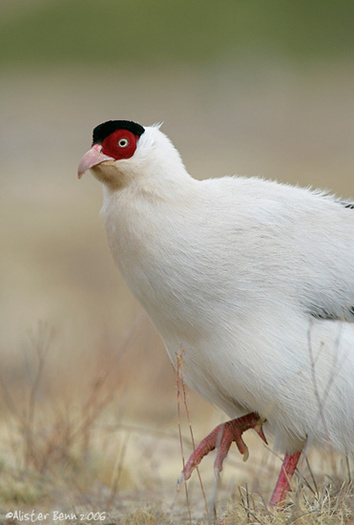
179 412 267 483
242 448 249 462
176 472 185 490
255 421 268 445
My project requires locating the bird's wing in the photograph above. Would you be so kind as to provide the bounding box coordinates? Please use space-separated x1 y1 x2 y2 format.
341 200 354 210
296 198 354 322
228 178 354 324
203 177 354 324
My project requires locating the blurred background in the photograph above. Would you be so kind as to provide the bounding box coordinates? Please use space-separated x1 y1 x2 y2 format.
0 0 353 519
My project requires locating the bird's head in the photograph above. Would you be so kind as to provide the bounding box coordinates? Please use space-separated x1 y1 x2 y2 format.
78 120 145 187
78 120 188 191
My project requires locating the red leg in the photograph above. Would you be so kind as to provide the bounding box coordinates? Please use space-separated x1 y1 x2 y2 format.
178 412 267 485
269 451 302 507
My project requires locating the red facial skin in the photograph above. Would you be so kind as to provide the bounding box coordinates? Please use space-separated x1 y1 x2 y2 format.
100 129 139 160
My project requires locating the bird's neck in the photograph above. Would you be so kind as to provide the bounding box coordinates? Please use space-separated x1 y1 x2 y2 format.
104 161 195 204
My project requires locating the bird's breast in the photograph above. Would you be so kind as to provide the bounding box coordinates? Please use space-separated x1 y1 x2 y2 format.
102 194 222 341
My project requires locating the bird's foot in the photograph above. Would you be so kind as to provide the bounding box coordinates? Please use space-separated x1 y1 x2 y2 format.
269 451 302 507
177 411 267 486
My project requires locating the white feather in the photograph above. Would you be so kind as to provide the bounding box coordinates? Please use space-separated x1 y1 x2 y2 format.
97 125 354 455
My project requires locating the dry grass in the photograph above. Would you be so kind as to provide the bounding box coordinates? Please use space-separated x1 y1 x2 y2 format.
0 323 351 524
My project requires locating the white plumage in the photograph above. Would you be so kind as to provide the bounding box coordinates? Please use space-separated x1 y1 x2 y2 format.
78 121 354 503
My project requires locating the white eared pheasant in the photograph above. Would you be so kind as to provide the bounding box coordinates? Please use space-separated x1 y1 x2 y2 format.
78 120 354 507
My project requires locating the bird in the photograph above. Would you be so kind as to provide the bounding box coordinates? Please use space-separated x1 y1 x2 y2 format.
78 119 354 508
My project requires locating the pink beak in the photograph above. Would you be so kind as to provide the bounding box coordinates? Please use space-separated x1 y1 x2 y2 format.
77 144 115 178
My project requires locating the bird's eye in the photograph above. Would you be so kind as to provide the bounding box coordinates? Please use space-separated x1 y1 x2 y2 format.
118 138 129 148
